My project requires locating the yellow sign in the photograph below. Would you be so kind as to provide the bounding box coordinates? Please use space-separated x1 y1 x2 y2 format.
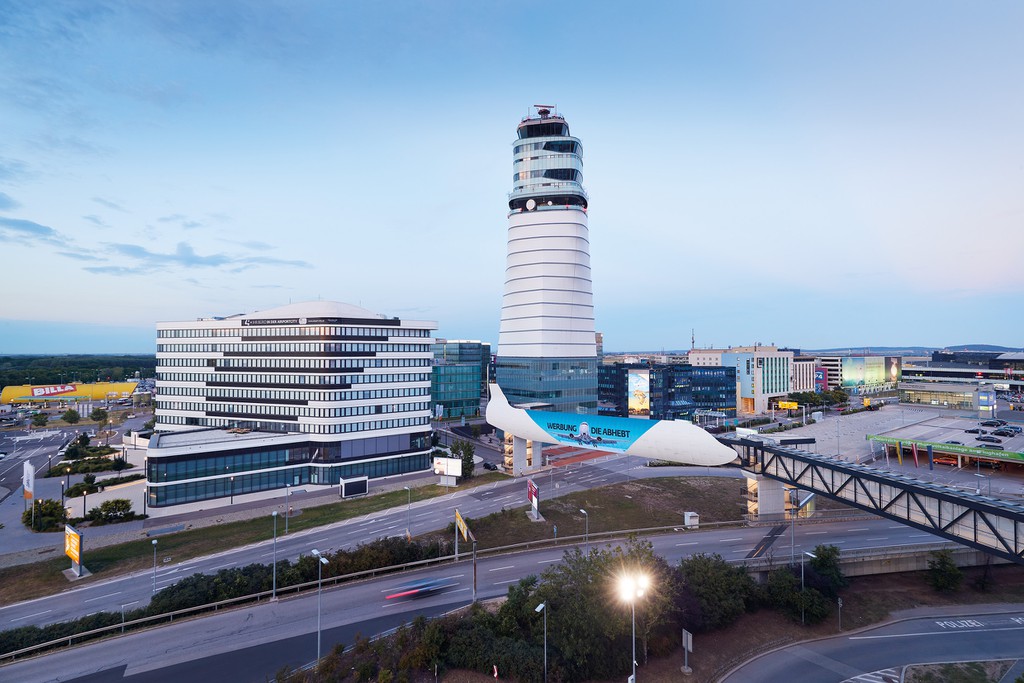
455 509 468 542
778 401 799 410
65 525 81 564
863 398 871 407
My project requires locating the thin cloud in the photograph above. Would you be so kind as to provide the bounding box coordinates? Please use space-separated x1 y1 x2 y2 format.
240 240 273 250
0 193 20 210
158 213 203 229
82 214 109 227
103 241 310 271
57 250 107 262
92 197 126 212
0 157 31 182
0 217 67 245
157 213 185 222
83 265 149 276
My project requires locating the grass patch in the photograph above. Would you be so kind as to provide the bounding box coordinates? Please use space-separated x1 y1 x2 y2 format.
421 476 748 550
0 472 508 607
905 660 1014 683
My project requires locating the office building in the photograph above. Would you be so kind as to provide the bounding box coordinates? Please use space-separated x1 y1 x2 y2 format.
148 301 435 507
431 339 490 419
495 106 597 414
599 362 736 421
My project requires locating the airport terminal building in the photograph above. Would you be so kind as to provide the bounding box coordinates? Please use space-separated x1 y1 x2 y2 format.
148 301 436 507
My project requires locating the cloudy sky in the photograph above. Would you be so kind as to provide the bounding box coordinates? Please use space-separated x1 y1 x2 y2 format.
1 1 1022 354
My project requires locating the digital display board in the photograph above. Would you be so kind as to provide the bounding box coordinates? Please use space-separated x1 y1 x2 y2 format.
627 369 650 418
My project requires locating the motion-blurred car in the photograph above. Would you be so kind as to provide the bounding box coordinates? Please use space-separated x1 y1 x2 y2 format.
385 577 453 600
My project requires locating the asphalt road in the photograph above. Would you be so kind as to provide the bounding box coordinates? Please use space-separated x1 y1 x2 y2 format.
723 607 1024 682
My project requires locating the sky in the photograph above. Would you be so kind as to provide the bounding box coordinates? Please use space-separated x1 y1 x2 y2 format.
1 1 1023 355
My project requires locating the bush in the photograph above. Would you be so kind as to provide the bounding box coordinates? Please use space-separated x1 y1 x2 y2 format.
927 549 963 592
21 499 68 532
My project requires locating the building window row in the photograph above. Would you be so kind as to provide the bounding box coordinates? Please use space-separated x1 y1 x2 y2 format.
156 371 429 385
157 342 431 354
158 385 430 401
157 357 429 369
155 414 429 433
155 400 429 417
158 326 429 339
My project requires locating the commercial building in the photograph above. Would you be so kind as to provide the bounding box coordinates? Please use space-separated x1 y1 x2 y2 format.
690 346 793 414
817 355 901 395
431 339 490 419
147 301 436 507
495 106 597 415
901 351 1024 395
598 362 736 421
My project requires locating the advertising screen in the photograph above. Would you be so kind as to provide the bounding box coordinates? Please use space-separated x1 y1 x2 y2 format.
841 358 866 388
627 369 650 418
814 368 828 392
65 525 81 563
886 357 901 384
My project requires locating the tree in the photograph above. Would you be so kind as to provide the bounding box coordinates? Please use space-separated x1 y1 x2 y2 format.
677 552 754 631
807 544 848 598
111 457 130 473
31 413 48 429
62 409 80 424
89 408 109 424
927 549 963 592
21 498 68 532
454 439 476 479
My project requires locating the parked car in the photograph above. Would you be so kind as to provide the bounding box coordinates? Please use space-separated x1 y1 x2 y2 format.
482 462 498 471
976 435 1003 443
980 420 1002 427
964 428 987 434
991 429 1016 438
977 444 1005 451
1002 425 1022 434
944 440 963 445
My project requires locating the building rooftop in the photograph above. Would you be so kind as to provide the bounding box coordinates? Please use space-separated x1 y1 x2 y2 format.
234 300 388 321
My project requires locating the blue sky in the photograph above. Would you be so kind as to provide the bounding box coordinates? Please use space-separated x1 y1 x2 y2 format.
1 1 1022 354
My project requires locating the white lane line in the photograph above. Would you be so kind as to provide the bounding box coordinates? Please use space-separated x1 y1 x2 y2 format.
718 538 743 542
806 531 828 535
312 537 331 545
84 591 122 603
10 610 52 622
676 542 699 547
537 559 559 564
495 579 519 585
489 565 515 572
848 528 869 532
865 537 888 541
210 562 233 570
851 625 1024 640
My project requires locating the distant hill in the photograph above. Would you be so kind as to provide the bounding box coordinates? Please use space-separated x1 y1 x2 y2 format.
609 344 1021 357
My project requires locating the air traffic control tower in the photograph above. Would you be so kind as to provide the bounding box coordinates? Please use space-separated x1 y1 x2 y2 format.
496 106 598 418
495 106 597 474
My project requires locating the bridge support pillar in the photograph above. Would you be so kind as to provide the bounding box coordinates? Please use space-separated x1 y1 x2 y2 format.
756 476 788 519
512 437 544 475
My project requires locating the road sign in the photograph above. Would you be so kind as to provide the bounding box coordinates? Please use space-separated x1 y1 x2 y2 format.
65 524 81 563
455 509 468 542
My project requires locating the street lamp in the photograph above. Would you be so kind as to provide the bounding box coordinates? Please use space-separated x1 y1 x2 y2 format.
619 573 649 682
403 486 411 538
285 484 291 534
975 472 991 496
151 539 158 593
272 511 278 600
535 602 547 683
311 548 330 662
230 475 235 504
580 508 589 554
801 551 816 625
61 480 66 508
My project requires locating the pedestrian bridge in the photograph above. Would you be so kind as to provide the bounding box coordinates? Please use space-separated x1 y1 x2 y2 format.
725 436 1024 566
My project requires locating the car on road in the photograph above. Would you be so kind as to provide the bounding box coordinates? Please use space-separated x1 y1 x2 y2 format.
964 428 987 434
127 413 137 419
976 435 1003 443
385 577 453 600
482 462 498 471
0 451 6 459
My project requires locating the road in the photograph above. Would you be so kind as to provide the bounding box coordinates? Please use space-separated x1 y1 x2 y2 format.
723 607 1024 682
0 516 963 683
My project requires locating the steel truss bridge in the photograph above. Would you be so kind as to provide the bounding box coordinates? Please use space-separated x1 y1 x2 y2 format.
726 437 1024 565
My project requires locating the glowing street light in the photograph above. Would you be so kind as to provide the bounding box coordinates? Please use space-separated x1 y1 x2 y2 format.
580 508 589 553
151 539 158 593
619 573 649 682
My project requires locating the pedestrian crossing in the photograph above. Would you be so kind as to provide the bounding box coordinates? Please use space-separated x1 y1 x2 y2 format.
842 667 901 683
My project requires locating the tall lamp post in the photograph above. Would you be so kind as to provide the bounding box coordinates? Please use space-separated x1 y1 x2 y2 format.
535 602 547 683
271 511 278 599
580 508 589 554
151 539 158 593
230 475 235 504
311 548 329 662
403 486 411 538
285 484 291 534
801 551 816 625
619 573 649 682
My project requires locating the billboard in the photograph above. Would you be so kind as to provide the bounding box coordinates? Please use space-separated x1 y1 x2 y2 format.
778 401 799 410
455 509 469 542
527 479 539 514
64 525 81 564
433 456 463 477
627 369 650 418
814 368 828 392
1 381 139 405
886 357 901 384
22 461 34 499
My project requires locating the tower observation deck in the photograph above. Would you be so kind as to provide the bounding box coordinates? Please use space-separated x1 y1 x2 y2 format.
496 106 597 414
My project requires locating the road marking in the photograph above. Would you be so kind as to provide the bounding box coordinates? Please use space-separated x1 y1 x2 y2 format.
210 562 233 570
676 542 699 547
537 559 559 564
718 538 742 542
806 531 828 535
10 610 51 622
851 625 1024 640
864 537 888 541
495 579 519 585
489 565 515 572
848 528 869 532
84 592 121 603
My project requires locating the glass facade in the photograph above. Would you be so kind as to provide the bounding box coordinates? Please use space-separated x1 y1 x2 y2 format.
598 363 736 421
497 356 598 413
